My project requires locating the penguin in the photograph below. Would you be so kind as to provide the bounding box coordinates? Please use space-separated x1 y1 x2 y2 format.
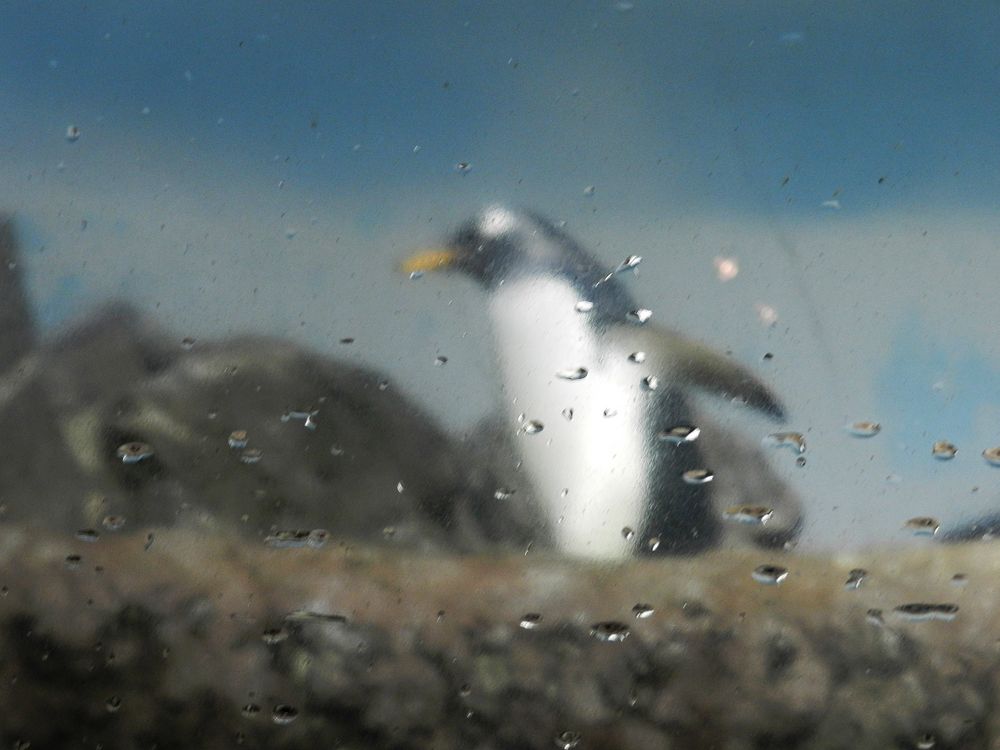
403 206 800 559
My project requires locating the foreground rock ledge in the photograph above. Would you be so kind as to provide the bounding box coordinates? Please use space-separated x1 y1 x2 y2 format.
0 528 997 750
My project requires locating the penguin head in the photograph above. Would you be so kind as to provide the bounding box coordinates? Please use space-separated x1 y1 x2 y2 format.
402 206 603 289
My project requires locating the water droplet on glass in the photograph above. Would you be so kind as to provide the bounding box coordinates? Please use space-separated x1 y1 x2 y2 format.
723 505 773 526
647 537 661 552
845 568 867 590
658 425 701 444
227 430 248 449
557 367 588 381
240 448 263 465
241 703 261 719
554 730 582 749
561 407 574 421
641 375 659 391
755 303 779 327
281 409 318 430
628 351 646 363
951 573 968 587
271 704 299 725
409 270 424 280
494 487 516 500
904 517 940 536
265 530 318 548
378 380 390 391
75 529 100 542
65 125 81 142
102 515 126 531
574 300 594 313
180 336 196 350
752 564 788 585
396 481 405 493
629 308 652 324
682 468 714 485
284 228 297 240
893 603 959 622
622 526 635 541
594 255 642 286
846 421 881 437
105 695 121 713
603 408 618 418
521 420 544 434
434 355 448 366
117 442 153 464
982 447 1000 466
583 185 595 196
65 554 82 569
382 526 396 539
764 432 806 454
261 627 288 645
632 603 654 619
915 733 936 750
307 529 329 548
866 608 884 626
795 456 807 467
932 441 957 460
455 162 472 173
590 621 630 643
519 613 542 630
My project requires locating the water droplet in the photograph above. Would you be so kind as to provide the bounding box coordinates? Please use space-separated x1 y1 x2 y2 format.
116 442 153 464
554 730 582 749
102 515 126 531
241 703 261 718
240 448 263 464
764 432 806 454
284 228 298 239
396 481 405 493
521 420 544 434
339 337 355 344
951 573 968 587
658 425 701 444
755 303 779 327
265 530 316 548
561 407 574 421
181 336 196 350
593 255 642 286
845 568 867 590
519 613 542 630
281 409 319 430
632 603 654 619
982 447 1000 466
722 505 773 526
846 421 881 437
261 627 288 645
628 351 646 363
904 517 940 536
378 380 390 391
271 704 299 725
494 487 516 500
307 529 329 548
583 185 595 196
458 683 472 697
574 300 594 313
75 529 100 542
65 125 81 142
65 554 82 569
590 621 630 642
409 270 424 280
455 161 472 173
603 408 618 418
144 532 155 550
647 537 661 552
795 456 807 467
105 695 121 713
629 308 652 324
641 375 659 391
434 355 448 366
866 608 884 626
382 526 396 539
622 526 635 541
283 609 347 624
893 603 959 622
682 468 714 485
915 733 936 750
557 367 588 381
752 564 788 585
227 430 248 449
932 441 957 460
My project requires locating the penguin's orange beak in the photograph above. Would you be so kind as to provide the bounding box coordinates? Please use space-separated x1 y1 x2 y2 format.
398 247 460 275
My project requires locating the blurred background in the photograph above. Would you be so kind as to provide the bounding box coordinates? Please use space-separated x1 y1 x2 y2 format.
1 0 998 550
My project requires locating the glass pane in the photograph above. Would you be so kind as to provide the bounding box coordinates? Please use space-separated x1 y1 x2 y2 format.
1 2 996 748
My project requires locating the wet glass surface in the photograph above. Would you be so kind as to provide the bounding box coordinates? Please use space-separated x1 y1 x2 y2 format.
1 2 999 748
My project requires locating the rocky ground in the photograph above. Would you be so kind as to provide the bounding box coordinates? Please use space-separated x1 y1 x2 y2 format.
0 527 997 750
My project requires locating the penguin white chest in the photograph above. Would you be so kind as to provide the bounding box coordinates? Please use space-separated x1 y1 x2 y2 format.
488 276 649 558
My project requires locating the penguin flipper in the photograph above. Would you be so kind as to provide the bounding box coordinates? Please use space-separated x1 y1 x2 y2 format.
627 325 786 420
